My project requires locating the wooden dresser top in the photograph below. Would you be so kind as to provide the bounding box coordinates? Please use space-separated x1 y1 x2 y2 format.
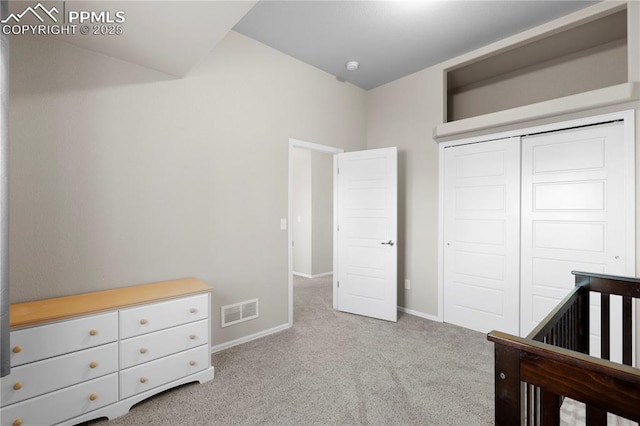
10 278 212 329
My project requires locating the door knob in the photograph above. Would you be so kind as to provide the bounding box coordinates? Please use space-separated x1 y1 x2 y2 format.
381 240 394 246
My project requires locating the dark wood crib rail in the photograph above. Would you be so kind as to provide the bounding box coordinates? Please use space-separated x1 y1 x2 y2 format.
487 271 640 425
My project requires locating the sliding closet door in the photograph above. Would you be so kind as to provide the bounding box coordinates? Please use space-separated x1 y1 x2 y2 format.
443 137 521 335
520 121 632 359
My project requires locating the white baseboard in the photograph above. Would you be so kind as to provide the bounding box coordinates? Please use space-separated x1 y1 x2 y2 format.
210 322 290 354
293 271 333 279
311 271 333 278
292 271 312 278
398 306 441 322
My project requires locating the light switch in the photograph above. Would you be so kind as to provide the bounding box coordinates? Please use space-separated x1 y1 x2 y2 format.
280 218 287 230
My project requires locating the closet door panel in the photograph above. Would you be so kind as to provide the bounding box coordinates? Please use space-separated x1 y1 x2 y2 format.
520 121 630 360
443 137 521 335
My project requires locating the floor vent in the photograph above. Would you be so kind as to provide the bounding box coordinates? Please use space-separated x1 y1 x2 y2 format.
221 299 259 328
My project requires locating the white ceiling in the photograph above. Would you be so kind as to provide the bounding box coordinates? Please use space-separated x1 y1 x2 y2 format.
234 0 598 90
57 1 257 76
8 1 598 86
8 1 257 76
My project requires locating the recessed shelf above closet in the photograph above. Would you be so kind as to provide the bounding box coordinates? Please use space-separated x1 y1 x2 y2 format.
434 2 639 140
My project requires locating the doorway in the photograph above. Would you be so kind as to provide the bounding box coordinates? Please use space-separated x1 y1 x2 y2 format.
287 139 343 327
292 148 333 279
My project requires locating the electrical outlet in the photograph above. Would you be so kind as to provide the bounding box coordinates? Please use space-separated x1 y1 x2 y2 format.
404 279 410 290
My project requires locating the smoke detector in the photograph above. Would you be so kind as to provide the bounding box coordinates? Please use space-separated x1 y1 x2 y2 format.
345 61 359 71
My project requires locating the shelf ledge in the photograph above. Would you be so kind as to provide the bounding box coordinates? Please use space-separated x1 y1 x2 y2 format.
433 82 640 141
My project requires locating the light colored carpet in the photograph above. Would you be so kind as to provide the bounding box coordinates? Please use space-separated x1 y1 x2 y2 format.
87 275 494 425
560 398 638 426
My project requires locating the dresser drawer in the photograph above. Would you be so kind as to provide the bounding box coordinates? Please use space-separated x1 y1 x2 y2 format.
1 342 118 407
119 294 208 339
119 345 209 399
10 312 118 367
120 319 208 369
1 373 118 426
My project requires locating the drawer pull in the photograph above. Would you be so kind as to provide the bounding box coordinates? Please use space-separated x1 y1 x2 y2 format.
89 329 98 336
13 382 23 391
140 319 148 325
13 419 23 426
189 334 197 340
90 361 98 369
140 348 148 354
140 377 148 383
189 360 196 366
12 345 22 354
89 393 98 401
189 308 197 314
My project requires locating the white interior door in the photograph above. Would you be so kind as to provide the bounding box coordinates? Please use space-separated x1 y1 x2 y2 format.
443 137 521 335
520 121 633 360
335 147 397 322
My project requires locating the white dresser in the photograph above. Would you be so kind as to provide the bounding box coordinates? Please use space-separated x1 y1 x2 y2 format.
0 278 214 426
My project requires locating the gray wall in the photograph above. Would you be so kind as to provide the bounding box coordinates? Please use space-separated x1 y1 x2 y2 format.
366 67 442 314
8 2 640 346
292 148 312 276
311 151 333 276
8 31 366 346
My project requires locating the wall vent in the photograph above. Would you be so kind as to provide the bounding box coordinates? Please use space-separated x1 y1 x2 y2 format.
221 299 259 328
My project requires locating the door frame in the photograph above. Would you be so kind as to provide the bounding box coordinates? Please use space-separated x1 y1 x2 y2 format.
438 109 636 325
288 138 343 328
